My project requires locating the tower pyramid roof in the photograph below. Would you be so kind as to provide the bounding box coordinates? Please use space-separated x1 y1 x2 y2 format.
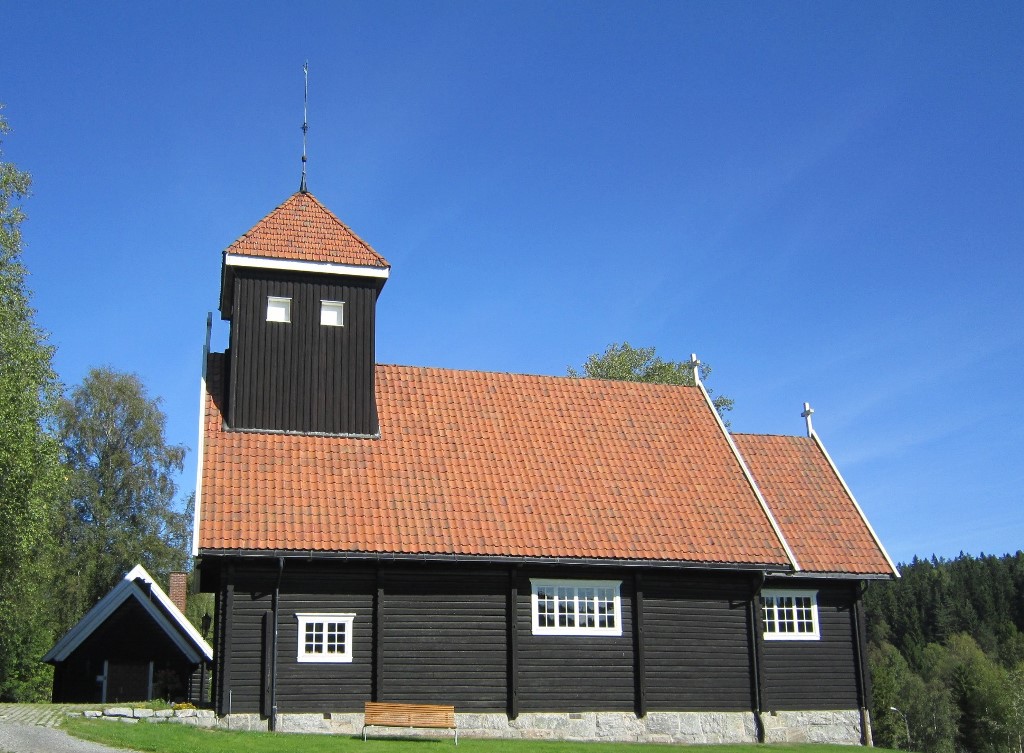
225 191 389 269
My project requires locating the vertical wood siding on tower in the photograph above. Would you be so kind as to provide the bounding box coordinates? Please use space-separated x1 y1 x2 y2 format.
228 270 380 435
380 567 508 712
515 570 636 713
760 584 860 711
643 572 755 711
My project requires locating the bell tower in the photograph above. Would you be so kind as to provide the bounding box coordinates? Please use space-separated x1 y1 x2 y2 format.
218 191 390 435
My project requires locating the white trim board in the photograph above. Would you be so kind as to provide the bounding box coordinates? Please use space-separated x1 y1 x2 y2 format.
224 253 390 279
43 565 213 664
694 379 801 572
810 431 901 578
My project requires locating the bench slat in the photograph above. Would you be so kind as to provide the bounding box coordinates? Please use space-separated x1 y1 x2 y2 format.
363 702 458 744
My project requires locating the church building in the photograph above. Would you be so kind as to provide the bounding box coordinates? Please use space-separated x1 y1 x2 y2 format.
193 187 897 743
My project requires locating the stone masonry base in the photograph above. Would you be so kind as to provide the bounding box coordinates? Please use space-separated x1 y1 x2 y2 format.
75 707 865 745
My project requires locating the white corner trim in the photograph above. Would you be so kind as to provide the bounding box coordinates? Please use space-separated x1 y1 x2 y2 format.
224 253 390 279
809 431 901 578
191 374 206 559
128 567 214 660
695 381 802 572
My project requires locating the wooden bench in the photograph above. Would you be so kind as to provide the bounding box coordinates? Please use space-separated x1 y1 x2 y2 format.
363 701 458 744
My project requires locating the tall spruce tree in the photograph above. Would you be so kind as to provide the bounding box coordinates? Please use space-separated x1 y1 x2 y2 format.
0 107 62 700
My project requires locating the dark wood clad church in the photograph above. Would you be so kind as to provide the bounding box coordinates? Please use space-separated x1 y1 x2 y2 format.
193 188 898 743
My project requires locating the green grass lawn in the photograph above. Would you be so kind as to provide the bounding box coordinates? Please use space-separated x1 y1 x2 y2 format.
62 717 900 753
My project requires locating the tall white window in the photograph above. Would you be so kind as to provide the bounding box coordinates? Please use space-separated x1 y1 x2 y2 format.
761 590 820 640
296 613 354 662
266 296 292 323
320 300 344 327
531 579 622 636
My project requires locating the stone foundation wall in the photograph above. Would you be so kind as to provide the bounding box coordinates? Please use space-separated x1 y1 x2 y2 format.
72 707 865 745
759 710 864 745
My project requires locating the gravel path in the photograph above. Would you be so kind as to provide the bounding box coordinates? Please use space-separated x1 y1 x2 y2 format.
0 705 140 753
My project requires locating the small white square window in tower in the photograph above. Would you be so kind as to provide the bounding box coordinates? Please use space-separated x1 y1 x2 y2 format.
320 300 344 327
266 296 291 323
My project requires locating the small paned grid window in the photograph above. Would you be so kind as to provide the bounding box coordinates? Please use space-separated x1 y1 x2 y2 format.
531 580 622 636
320 300 345 327
296 613 354 662
266 296 292 323
761 590 820 640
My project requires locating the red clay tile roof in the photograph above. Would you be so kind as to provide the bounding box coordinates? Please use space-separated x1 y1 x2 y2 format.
198 354 796 568
225 191 389 268
733 433 896 576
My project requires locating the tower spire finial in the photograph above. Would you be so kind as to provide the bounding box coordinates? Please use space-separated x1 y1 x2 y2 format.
300 61 309 193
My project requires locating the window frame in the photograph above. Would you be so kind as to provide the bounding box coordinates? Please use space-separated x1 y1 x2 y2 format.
295 612 355 663
266 296 292 323
320 300 345 327
760 589 820 641
530 579 623 636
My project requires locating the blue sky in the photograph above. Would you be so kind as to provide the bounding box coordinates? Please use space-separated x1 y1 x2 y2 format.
4 2 1021 564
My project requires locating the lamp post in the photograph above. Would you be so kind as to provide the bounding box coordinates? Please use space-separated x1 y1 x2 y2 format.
890 706 912 750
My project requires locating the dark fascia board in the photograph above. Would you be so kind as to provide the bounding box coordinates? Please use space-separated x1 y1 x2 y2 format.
197 548 796 575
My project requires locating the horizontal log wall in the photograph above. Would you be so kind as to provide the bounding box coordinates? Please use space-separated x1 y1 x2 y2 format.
515 569 636 713
644 572 755 711
380 568 507 712
211 560 866 718
760 583 860 711
275 566 376 712
219 563 275 713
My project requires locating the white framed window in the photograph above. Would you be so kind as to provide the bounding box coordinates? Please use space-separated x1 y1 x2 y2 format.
296 613 354 662
530 579 622 636
761 589 820 640
320 300 344 327
266 296 292 323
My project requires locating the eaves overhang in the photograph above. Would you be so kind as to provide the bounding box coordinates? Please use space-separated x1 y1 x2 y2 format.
218 252 390 319
197 548 795 574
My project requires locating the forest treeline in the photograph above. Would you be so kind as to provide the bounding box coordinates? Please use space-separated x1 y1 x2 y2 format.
864 552 1024 753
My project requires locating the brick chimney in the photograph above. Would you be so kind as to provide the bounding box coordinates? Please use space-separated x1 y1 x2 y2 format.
168 572 187 614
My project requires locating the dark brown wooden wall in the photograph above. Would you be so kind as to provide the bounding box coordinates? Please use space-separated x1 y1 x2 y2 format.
227 270 381 435
217 562 275 714
515 569 636 713
210 561 866 718
380 568 507 711
760 583 860 711
276 566 376 711
51 598 203 704
644 572 755 711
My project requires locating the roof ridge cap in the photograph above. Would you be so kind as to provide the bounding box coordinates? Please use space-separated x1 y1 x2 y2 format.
377 362 708 388
733 431 807 439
